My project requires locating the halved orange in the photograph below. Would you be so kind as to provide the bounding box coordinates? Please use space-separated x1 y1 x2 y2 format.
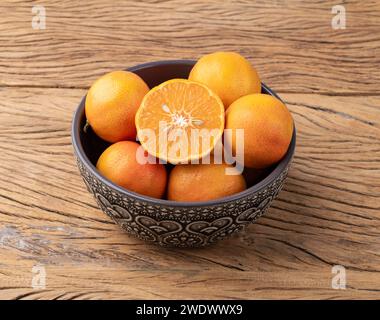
135 79 225 164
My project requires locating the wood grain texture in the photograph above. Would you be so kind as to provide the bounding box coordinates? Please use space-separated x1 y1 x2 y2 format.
0 0 380 93
0 87 379 299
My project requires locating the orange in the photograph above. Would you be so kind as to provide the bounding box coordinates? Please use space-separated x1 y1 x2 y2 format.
225 93 293 169
85 71 149 143
168 163 246 202
135 79 225 164
96 141 167 199
189 51 261 109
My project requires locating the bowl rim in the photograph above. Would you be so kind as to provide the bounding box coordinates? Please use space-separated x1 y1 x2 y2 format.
72 59 296 207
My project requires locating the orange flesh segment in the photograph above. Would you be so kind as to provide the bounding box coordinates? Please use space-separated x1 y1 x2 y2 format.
136 79 225 164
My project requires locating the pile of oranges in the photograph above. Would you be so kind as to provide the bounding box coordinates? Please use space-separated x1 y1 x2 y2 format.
85 52 294 202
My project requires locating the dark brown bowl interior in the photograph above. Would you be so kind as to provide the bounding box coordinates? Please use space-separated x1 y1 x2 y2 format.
72 60 296 206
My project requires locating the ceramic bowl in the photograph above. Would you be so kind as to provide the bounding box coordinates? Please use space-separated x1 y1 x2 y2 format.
72 60 296 247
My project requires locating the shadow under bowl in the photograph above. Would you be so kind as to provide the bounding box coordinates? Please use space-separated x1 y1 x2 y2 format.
72 60 296 248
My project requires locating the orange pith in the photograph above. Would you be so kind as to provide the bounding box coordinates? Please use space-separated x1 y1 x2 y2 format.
135 79 225 164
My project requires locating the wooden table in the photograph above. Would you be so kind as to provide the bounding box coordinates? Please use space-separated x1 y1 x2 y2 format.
0 1 379 300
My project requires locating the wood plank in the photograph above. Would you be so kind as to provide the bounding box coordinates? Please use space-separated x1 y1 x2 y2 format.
0 0 379 93
0 87 379 299
1 262 379 299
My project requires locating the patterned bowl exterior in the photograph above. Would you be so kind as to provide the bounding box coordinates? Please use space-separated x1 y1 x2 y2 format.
75 156 290 247
72 60 295 248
